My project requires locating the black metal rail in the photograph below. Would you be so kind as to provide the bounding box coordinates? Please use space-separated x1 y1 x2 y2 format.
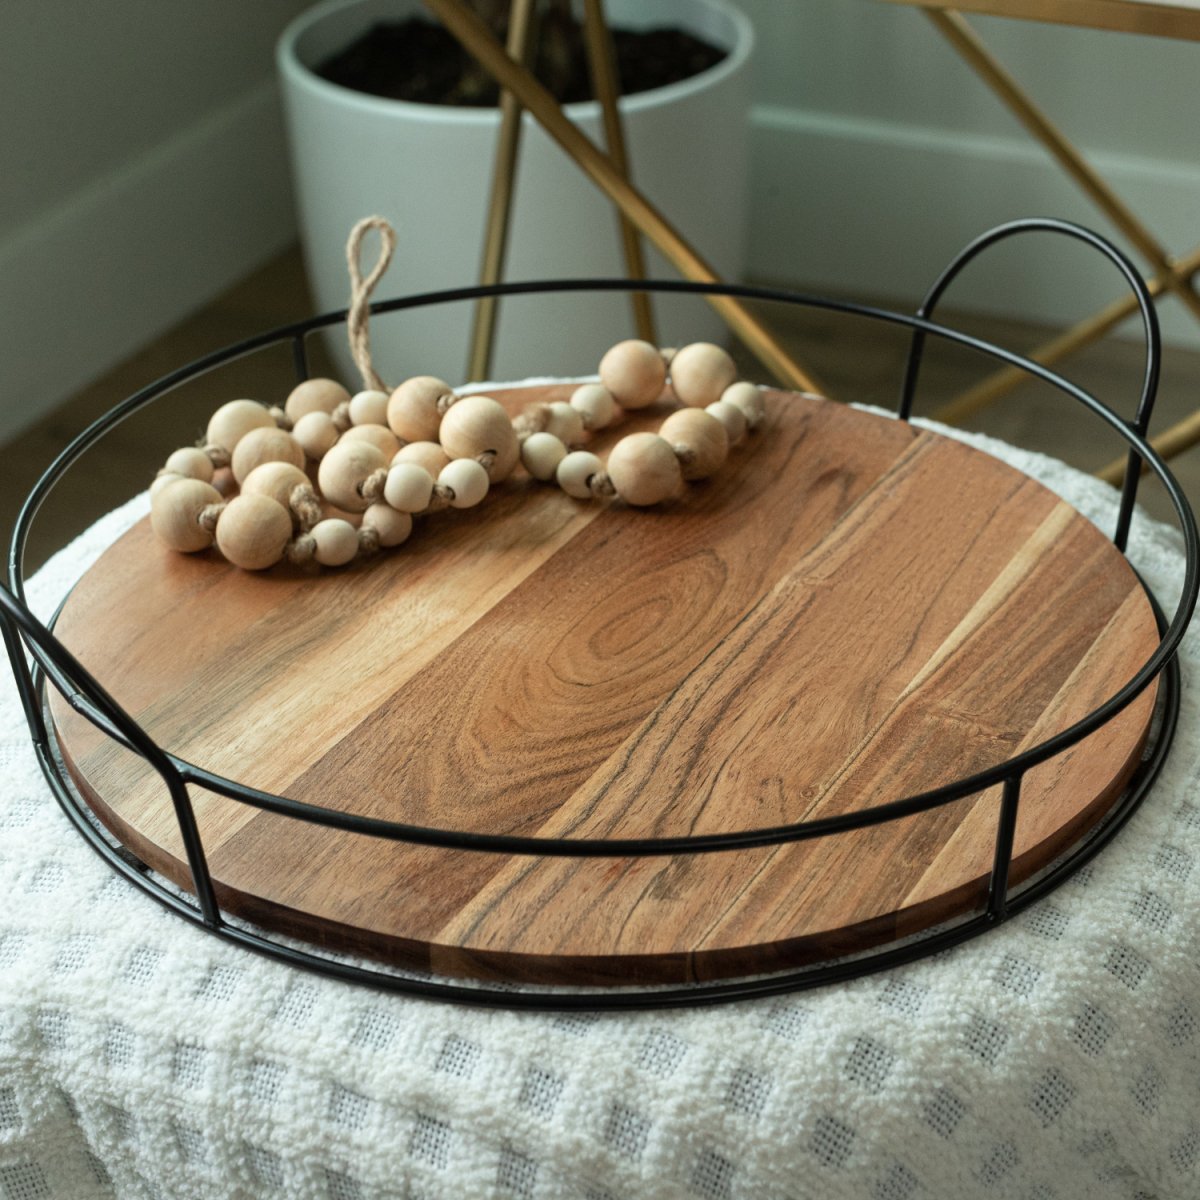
2 218 1195 1009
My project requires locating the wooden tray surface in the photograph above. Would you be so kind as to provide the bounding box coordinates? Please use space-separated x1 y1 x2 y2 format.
49 387 1159 985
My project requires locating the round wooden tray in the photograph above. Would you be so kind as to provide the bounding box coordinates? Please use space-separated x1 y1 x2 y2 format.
50 386 1159 986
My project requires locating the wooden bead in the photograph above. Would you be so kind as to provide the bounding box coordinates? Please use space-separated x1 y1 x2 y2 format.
569 383 618 430
341 423 402 459
150 472 184 500
285 378 350 423
705 399 747 445
521 432 567 482
438 395 519 482
215 494 292 570
362 503 413 548
292 411 339 461
556 450 604 499
348 389 389 427
150 478 223 552
670 342 737 408
165 447 215 483
438 458 489 508
383 463 434 513
241 462 310 512
231 427 305 485
607 432 683 506
393 441 451 477
722 381 766 429
659 408 729 480
310 518 360 567
543 401 585 446
387 376 453 442
599 339 667 409
317 440 389 513
206 400 274 455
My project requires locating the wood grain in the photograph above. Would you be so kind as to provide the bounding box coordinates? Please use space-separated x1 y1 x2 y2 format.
49 387 1159 984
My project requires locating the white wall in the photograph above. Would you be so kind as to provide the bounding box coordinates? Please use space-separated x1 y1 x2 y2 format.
0 1 311 443
738 1 1200 348
2 0 1197 446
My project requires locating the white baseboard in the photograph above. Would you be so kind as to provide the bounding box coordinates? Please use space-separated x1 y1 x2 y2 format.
747 104 1200 351
0 80 298 446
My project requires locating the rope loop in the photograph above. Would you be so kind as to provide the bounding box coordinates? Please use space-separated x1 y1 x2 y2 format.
346 215 398 393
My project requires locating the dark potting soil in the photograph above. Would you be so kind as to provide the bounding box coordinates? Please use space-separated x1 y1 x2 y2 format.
315 16 727 107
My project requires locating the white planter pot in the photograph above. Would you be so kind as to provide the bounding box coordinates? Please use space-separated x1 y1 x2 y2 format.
278 0 753 386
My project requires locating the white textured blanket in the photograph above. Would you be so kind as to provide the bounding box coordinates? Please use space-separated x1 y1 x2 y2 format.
0 414 1197 1200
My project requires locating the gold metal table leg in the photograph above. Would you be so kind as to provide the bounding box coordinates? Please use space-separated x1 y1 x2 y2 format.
582 0 657 345
1099 410 1200 485
920 8 1200 484
926 9 1200 326
467 0 538 383
425 0 824 395
933 245 1200 427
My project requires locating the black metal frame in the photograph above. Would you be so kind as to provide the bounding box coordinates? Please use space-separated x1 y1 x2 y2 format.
3 219 1196 1010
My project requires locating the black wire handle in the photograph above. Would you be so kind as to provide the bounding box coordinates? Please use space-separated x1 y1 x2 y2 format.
896 217 1161 552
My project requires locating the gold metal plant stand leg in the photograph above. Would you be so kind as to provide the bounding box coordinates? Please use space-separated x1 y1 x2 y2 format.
427 0 823 395
922 9 1200 476
468 0 655 380
582 0 657 347
1099 410 1200 484
935 244 1200 427
467 0 537 383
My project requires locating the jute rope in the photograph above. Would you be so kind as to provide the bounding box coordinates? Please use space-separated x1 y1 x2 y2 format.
346 216 398 393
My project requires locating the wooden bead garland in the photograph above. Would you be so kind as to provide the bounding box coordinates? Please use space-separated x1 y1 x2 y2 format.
241 462 312 510
606 432 682 507
556 451 605 499
706 398 748 445
285 378 351 423
308 518 361 567
393 441 451 477
149 217 769 571
520 432 568 482
668 341 738 408
149 338 768 571
151 478 224 552
292 410 340 461
348 389 389 427
384 463 435 513
317 440 390 513
341 423 403 459
659 408 730 480
387 376 454 442
215 494 292 570
362 503 412 548
230 426 304 485
598 339 666 410
164 447 214 483
205 399 275 462
438 395 519 482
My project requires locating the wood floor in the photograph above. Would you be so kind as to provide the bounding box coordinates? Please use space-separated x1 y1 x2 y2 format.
3 243 1198 572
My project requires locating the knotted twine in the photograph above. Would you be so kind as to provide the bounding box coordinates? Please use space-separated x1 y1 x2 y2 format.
346 215 398 394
